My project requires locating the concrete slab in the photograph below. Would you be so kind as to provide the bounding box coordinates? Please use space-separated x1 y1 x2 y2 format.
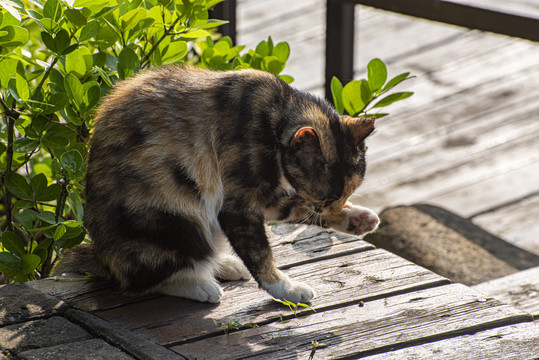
17 339 135 360
0 316 90 353
0 283 68 326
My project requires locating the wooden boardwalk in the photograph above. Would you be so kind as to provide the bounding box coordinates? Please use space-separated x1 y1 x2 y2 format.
238 0 539 256
3 2 538 359
29 224 539 359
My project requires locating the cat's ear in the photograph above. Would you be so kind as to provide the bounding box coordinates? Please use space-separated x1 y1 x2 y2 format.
342 116 375 146
290 127 321 155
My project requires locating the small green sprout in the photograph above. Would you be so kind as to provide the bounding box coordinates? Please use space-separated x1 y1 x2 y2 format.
213 319 258 335
273 298 316 317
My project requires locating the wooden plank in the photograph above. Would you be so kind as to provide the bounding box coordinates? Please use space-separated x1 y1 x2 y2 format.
361 322 539 360
268 224 374 269
25 225 371 312
470 193 539 255
472 267 539 318
429 162 539 221
95 249 447 346
171 284 532 359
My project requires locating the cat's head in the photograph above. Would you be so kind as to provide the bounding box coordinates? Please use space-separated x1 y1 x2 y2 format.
282 114 375 215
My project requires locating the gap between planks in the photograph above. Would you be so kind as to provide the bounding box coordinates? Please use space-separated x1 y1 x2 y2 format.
94 247 449 347
171 283 533 360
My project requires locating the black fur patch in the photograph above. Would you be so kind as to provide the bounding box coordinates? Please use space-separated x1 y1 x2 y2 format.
113 205 212 261
168 161 201 199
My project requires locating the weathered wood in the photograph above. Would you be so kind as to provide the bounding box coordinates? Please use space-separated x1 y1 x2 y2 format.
470 193 539 256
361 322 539 360
95 249 447 346
171 284 532 359
472 267 539 318
268 224 374 269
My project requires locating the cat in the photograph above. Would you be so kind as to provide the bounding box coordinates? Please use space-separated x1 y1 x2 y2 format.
55 65 379 304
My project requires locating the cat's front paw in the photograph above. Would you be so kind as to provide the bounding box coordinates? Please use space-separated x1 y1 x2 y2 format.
263 276 315 303
344 204 380 236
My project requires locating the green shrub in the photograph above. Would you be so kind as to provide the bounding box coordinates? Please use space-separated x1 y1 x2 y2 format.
0 0 411 283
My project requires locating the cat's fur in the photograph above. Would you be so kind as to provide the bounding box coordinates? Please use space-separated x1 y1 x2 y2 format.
55 66 379 303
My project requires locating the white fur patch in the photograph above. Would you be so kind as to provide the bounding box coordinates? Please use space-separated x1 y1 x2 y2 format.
157 260 223 303
261 272 315 303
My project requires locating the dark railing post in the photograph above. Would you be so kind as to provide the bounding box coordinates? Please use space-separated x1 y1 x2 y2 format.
210 0 237 45
325 0 356 101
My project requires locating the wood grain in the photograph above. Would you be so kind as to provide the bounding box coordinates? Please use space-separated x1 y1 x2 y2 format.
95 249 447 346
473 266 539 318
361 321 539 360
171 284 532 359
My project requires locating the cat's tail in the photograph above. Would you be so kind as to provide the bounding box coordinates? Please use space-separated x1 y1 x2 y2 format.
52 243 109 279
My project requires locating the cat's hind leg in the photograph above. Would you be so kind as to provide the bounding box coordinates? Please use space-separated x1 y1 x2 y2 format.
213 231 251 281
157 261 224 303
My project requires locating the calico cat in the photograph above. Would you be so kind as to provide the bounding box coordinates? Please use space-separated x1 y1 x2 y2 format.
55 65 379 304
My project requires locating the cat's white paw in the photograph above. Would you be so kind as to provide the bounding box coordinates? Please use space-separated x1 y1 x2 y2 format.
344 204 380 236
216 254 251 281
159 279 224 303
263 276 315 303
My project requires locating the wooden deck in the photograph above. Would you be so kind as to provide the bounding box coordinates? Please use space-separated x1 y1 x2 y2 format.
29 224 539 359
5 2 538 359
237 0 539 256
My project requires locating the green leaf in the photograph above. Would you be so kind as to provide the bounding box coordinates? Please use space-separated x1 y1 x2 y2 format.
367 58 387 94
32 239 52 263
36 183 61 202
83 81 101 109
15 73 29 102
64 73 84 108
0 25 28 47
0 252 22 272
331 76 344 115
117 47 139 80
13 138 38 153
373 91 414 108
64 8 87 27
5 172 32 199
342 80 371 116
263 56 283 75
37 211 57 224
53 224 66 241
43 0 63 22
1 231 25 257
54 29 70 54
181 28 211 39
42 132 70 149
272 42 290 63
21 254 41 275
278 75 294 84
0 57 18 88
60 149 84 178
31 173 48 196
68 190 84 221
15 209 38 229
382 72 411 92
65 47 92 78
119 7 146 32
42 92 68 115
161 41 188 64
79 20 100 42
40 31 56 52
0 0 23 21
